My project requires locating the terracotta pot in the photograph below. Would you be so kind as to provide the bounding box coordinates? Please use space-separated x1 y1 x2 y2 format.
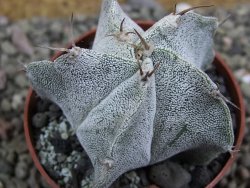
24 21 245 188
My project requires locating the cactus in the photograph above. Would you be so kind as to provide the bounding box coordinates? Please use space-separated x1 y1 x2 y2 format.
26 0 234 187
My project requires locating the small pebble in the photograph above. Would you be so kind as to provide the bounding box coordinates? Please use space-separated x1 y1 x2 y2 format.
228 180 237 188
137 170 150 186
239 153 250 168
1 41 17 55
15 161 29 179
36 99 50 112
56 154 67 163
190 166 212 187
49 103 61 112
222 36 233 51
19 153 33 166
241 82 250 98
149 160 191 188
11 94 23 110
12 178 28 188
0 69 7 90
1 179 16 188
0 181 3 188
32 113 48 128
61 132 69 140
0 158 14 175
14 74 28 88
6 151 17 165
1 99 11 112
242 74 250 84
8 135 28 154
59 121 68 132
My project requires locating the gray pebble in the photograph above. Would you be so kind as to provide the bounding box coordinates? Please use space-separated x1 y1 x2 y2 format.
35 141 42 150
14 74 28 88
245 100 250 116
137 170 149 186
0 99 11 112
76 157 91 173
228 55 246 69
0 69 7 90
6 151 17 165
8 135 28 154
3 82 15 96
128 12 141 20
222 36 233 51
61 132 69 140
11 117 23 134
37 99 50 112
237 6 249 16
139 8 154 20
15 161 29 179
228 26 245 38
19 153 33 166
49 22 63 40
1 41 17 55
0 31 6 40
57 154 67 163
50 22 62 34
32 112 48 128
208 160 222 175
190 166 212 187
125 171 139 183
0 150 7 159
49 103 61 112
11 94 23 110
152 8 166 20
241 82 250 98
59 121 68 132
0 174 16 188
47 110 61 120
77 25 88 33
228 180 237 188
149 160 191 188
27 168 38 188
0 159 14 175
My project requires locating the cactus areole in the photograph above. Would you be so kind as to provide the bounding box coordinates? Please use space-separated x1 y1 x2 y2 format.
25 1 238 187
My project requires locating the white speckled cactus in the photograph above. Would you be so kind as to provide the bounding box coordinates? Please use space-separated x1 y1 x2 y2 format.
26 0 234 187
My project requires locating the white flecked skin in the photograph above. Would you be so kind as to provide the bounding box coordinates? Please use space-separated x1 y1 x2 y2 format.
93 0 144 59
26 0 234 187
142 12 217 69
